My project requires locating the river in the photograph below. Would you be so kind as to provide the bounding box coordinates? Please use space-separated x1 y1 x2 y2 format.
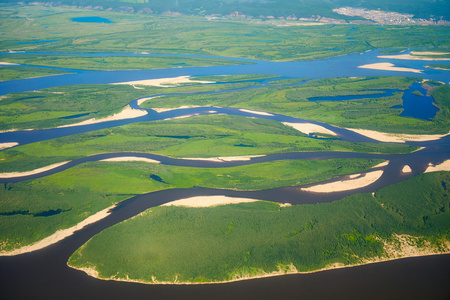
0 49 450 299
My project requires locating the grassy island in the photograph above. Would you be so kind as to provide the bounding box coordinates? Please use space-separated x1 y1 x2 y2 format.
68 171 450 284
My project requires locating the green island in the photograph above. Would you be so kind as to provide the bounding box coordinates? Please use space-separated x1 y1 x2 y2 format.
0 0 450 291
68 171 450 283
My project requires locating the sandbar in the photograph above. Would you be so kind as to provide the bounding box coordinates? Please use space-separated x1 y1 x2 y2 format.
402 165 412 173
0 203 117 256
0 142 19 150
163 114 198 120
137 96 161 106
425 160 450 173
152 105 202 113
372 161 389 168
162 195 258 207
112 76 213 87
0 62 19 65
301 170 383 193
181 155 265 162
345 128 450 143
411 51 450 56
0 161 70 178
358 62 422 73
378 54 450 61
58 105 147 128
239 109 274 116
100 157 160 164
282 122 337 136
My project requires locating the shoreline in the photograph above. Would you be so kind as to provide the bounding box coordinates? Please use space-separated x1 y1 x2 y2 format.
112 75 214 87
0 161 70 178
282 122 337 136
70 249 450 286
378 54 450 61
344 127 450 143
357 62 422 73
0 203 117 256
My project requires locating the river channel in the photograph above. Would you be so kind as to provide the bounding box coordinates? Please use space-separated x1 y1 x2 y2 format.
0 49 450 299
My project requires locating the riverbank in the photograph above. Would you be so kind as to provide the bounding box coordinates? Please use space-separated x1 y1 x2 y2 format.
357 62 423 73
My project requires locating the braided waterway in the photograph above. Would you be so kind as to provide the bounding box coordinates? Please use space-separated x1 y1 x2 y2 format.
0 49 450 299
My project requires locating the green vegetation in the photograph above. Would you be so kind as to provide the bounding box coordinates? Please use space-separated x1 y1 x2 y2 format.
0 158 382 251
141 76 450 134
0 81 260 130
0 115 415 172
426 65 450 70
0 54 248 71
68 171 450 283
0 5 448 63
0 66 69 81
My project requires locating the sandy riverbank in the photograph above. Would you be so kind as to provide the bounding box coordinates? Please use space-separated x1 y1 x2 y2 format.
152 105 203 113
0 203 117 256
0 142 18 150
58 105 148 128
71 232 449 285
378 54 450 61
345 128 450 143
162 195 259 207
112 76 213 87
100 157 160 164
0 161 70 178
282 122 337 136
425 160 450 173
239 108 274 116
181 155 265 162
0 62 19 65
302 170 383 193
357 62 423 73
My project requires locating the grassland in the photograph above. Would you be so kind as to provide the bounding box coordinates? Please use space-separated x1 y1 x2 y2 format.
0 54 249 71
0 5 449 63
0 158 383 252
67 171 450 283
0 66 70 81
0 115 415 172
141 76 450 134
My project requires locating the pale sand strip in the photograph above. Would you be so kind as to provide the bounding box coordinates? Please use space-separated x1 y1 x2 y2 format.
0 161 70 178
0 203 117 256
0 62 19 65
402 165 412 173
425 160 450 173
181 155 265 162
301 170 383 193
358 62 422 73
372 161 389 168
239 109 274 116
152 105 202 113
0 142 19 150
137 96 161 106
100 157 160 164
411 51 450 56
72 233 449 285
57 105 148 128
163 114 197 120
378 54 450 61
345 128 450 143
112 76 213 87
282 122 337 136
162 195 258 207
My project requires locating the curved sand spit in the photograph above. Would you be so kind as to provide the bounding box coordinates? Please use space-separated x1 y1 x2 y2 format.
162 195 259 207
345 128 450 143
0 142 19 150
0 204 117 256
239 109 274 116
112 76 213 87
100 157 160 164
358 62 422 73
301 170 383 193
283 122 337 136
0 161 70 178
378 54 450 61
425 160 450 173
181 155 265 162
58 105 148 128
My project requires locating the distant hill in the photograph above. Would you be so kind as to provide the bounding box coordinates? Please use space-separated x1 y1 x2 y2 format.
1 0 448 21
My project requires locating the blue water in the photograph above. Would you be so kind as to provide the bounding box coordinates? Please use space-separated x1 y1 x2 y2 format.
400 81 439 120
71 17 113 23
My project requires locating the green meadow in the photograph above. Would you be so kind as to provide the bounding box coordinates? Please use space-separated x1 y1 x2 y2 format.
0 158 382 251
68 171 450 283
0 115 415 172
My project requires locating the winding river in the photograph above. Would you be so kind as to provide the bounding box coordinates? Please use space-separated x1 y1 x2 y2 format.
1 49 450 299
